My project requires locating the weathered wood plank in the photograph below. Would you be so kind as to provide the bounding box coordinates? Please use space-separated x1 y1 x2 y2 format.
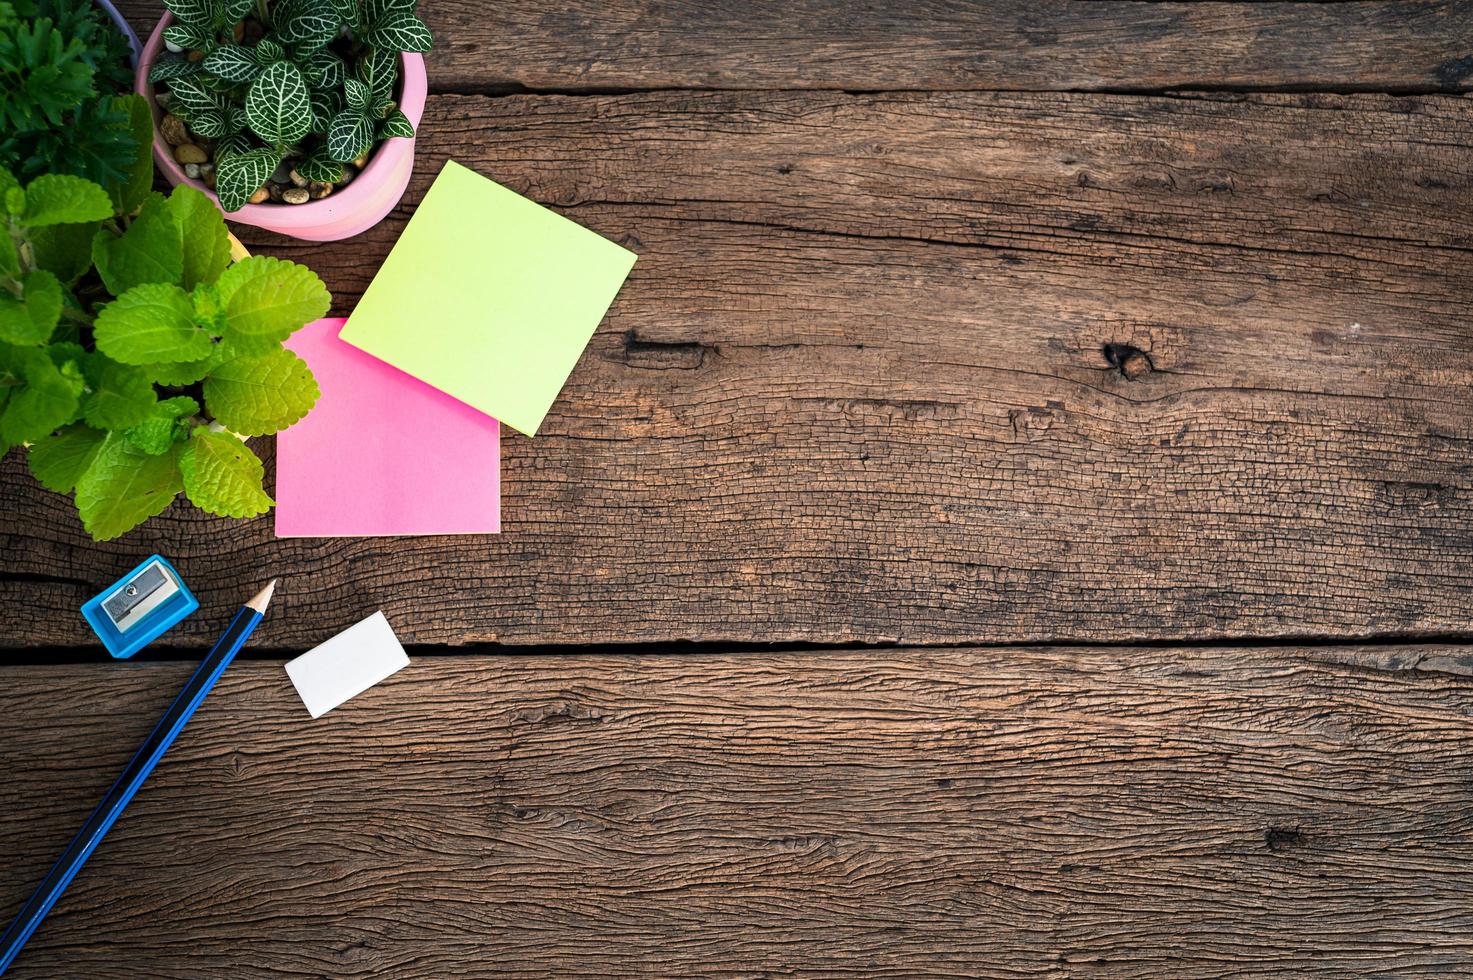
2 644 1472 977
116 0 1473 93
3 90 1472 650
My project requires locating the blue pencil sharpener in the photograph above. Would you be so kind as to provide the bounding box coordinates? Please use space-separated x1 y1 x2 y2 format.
81 555 199 659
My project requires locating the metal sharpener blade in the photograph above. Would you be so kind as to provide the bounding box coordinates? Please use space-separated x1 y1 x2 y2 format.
101 560 180 634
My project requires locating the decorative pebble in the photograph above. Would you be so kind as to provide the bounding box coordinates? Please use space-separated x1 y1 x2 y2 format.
160 114 189 146
270 162 293 184
155 91 172 109
184 163 201 179
267 182 285 202
173 143 208 164
337 166 355 187
248 186 271 204
164 38 183 53
203 171 217 189
283 187 311 205
186 49 205 62
309 182 333 200
288 168 308 187
352 153 369 169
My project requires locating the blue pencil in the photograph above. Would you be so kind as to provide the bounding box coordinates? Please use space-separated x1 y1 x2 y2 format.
0 579 277 976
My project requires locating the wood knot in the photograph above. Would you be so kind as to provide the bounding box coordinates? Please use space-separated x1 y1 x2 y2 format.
1102 342 1154 380
1265 826 1305 852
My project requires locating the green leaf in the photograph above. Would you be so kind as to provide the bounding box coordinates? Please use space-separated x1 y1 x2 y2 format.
245 61 312 146
143 347 225 385
379 107 414 140
92 194 183 295
203 44 262 83
360 11 432 52
0 231 17 279
179 428 273 517
20 174 114 227
106 95 156 215
28 223 97 284
94 283 212 365
325 110 374 162
204 346 319 435
0 344 83 445
0 270 63 345
295 151 344 183
74 436 183 541
214 147 281 212
215 256 329 352
148 58 204 83
124 396 198 454
168 185 233 290
82 359 156 429
162 0 215 27
27 423 107 492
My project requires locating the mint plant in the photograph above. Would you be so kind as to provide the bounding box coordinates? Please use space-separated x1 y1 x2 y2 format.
0 0 141 184
148 0 430 211
1 164 329 540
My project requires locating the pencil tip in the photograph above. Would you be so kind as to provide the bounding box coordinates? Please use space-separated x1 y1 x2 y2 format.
246 579 277 614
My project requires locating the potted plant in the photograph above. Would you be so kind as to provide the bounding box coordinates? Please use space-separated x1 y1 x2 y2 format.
136 0 430 242
1 0 144 186
0 163 330 540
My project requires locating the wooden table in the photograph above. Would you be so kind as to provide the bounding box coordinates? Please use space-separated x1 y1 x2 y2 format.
4 2 1473 976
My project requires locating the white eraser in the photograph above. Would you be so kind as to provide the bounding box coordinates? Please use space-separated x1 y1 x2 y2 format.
285 611 409 718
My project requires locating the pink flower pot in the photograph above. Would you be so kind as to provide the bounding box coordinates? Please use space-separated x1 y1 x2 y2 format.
135 14 426 242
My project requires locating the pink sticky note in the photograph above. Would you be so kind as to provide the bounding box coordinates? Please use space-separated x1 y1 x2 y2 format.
275 317 501 537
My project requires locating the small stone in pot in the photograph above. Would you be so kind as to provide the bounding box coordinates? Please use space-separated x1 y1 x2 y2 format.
248 185 271 205
174 143 208 165
283 187 311 204
160 114 189 146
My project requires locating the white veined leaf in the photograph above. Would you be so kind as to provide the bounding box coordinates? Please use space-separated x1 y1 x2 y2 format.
343 76 369 112
162 0 215 27
189 107 231 138
325 110 374 162
356 47 396 99
359 11 431 53
165 74 224 114
163 21 214 51
379 107 413 139
219 0 254 22
216 131 254 157
278 8 339 49
301 49 345 89
214 147 281 211
244 61 312 146
362 0 416 25
148 58 203 83
202 44 262 83
295 150 343 183
253 37 285 64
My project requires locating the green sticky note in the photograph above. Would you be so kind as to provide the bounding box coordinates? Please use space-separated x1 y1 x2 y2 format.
340 161 637 436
